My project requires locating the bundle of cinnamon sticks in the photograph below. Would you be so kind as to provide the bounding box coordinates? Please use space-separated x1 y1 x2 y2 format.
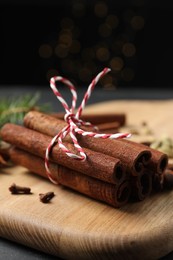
0 111 169 208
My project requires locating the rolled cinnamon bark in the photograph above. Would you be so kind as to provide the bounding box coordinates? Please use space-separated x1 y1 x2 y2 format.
148 148 168 175
123 140 168 175
0 123 126 185
8 147 131 208
131 171 153 200
96 121 120 133
162 166 173 190
152 174 163 191
23 111 152 176
163 173 173 190
52 112 126 126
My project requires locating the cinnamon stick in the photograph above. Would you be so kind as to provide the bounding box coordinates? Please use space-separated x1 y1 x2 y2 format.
8 147 131 208
52 112 126 126
123 140 168 176
0 123 126 185
131 171 153 200
153 173 165 191
23 111 152 176
162 166 173 190
148 148 168 175
96 121 120 132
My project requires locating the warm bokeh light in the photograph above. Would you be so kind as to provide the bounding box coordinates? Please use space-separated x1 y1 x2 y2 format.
59 32 73 48
109 57 124 72
39 44 53 58
100 74 117 90
122 43 136 57
37 2 146 87
106 15 119 29
96 47 110 61
94 1 108 18
54 44 69 58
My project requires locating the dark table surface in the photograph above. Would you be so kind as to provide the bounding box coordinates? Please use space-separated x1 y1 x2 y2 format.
1 85 173 259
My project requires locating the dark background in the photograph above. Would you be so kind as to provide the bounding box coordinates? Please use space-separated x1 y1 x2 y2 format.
1 0 173 88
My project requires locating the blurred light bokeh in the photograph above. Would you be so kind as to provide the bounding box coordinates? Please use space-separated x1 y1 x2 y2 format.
0 0 173 88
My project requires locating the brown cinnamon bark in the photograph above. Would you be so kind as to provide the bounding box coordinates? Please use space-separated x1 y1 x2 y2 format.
52 112 126 126
23 111 153 176
162 166 173 189
9 147 131 208
131 171 152 200
123 140 168 175
148 148 168 175
96 121 120 132
163 173 173 189
0 123 126 185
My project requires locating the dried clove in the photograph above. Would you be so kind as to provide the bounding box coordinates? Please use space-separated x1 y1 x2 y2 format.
39 191 55 203
9 183 31 194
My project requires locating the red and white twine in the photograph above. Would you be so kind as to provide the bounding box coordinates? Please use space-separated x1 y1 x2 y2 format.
45 67 131 184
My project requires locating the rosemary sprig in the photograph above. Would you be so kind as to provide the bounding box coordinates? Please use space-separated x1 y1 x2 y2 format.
0 92 51 128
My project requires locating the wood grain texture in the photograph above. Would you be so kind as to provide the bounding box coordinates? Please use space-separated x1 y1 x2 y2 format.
1 100 173 259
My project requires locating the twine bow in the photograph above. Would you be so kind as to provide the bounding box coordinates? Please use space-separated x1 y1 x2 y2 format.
45 67 131 184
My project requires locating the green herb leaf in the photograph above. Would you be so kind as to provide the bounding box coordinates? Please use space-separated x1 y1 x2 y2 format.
0 92 51 128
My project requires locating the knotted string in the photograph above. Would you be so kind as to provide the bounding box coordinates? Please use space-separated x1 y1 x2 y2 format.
45 67 131 184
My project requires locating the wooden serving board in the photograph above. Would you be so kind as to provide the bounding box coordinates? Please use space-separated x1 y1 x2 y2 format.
1 100 173 259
